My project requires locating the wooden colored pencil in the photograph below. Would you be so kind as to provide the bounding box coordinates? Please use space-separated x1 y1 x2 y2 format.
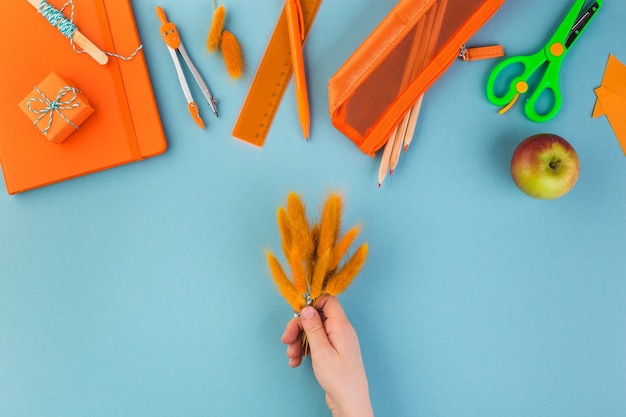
380 0 448 182
403 94 424 152
378 126 398 187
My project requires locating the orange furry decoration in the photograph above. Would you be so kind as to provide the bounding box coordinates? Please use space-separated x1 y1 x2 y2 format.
220 30 244 79
266 192 368 312
207 5 225 52
266 250 306 311
207 3 245 79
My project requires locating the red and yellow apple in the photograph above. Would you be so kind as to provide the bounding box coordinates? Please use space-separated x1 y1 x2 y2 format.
510 133 580 199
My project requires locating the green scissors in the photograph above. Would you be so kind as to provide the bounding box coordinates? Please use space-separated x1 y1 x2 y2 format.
486 0 601 122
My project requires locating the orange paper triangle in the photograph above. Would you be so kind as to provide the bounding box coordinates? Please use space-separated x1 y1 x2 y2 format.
595 87 626 155
593 54 626 155
593 54 626 116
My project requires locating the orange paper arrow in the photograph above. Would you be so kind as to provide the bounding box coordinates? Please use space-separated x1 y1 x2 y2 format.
593 54 626 155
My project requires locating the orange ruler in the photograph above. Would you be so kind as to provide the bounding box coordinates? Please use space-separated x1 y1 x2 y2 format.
232 0 323 146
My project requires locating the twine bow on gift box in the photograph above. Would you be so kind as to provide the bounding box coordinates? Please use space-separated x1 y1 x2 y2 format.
27 85 81 134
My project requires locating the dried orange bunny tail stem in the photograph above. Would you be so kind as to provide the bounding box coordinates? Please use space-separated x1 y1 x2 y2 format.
328 225 361 271
278 206 307 295
277 207 292 258
266 250 304 311
207 4 226 52
325 243 368 296
285 192 313 293
317 193 342 258
287 192 314 264
287 246 307 295
310 223 320 253
221 30 244 79
309 248 331 301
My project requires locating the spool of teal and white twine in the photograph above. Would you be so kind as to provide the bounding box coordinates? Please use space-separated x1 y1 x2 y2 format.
37 0 142 61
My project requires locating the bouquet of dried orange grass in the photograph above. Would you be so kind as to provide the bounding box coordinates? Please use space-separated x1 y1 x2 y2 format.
266 192 368 318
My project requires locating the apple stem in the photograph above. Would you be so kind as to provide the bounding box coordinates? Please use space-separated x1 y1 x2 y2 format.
549 159 561 170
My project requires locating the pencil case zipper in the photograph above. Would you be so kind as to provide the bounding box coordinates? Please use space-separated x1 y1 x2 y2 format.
459 44 504 61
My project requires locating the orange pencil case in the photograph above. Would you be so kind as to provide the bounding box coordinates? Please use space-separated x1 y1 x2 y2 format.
328 0 505 156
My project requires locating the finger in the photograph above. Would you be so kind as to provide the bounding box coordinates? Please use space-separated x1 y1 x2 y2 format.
300 306 332 355
286 340 303 365
288 356 303 368
286 340 302 357
315 295 348 323
283 317 304 368
281 317 303 345
313 296 356 353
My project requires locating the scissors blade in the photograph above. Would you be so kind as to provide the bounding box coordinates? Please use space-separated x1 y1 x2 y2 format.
543 0 586 53
564 1 601 48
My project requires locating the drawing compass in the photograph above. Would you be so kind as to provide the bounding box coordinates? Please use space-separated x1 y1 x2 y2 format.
156 6 218 128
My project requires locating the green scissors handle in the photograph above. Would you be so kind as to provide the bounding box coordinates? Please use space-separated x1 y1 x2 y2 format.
486 0 601 122
486 44 565 122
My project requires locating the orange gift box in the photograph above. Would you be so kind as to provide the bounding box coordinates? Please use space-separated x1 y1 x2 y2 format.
19 71 95 144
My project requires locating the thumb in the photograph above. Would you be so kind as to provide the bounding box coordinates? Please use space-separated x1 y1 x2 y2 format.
300 306 331 354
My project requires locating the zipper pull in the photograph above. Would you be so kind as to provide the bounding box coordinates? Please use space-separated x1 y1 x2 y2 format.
459 44 504 61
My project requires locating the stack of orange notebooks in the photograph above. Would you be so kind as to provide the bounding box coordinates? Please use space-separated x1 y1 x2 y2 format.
0 0 166 194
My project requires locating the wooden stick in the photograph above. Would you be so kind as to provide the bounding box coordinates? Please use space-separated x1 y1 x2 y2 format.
26 0 109 65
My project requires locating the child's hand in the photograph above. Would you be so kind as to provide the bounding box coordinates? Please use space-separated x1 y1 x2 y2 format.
281 296 374 417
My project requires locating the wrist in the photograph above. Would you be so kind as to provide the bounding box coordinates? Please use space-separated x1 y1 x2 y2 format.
333 402 374 417
331 389 374 417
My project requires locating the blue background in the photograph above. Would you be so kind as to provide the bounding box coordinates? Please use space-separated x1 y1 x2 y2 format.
1 0 625 416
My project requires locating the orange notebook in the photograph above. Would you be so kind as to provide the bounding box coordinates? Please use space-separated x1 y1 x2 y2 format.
0 0 166 194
